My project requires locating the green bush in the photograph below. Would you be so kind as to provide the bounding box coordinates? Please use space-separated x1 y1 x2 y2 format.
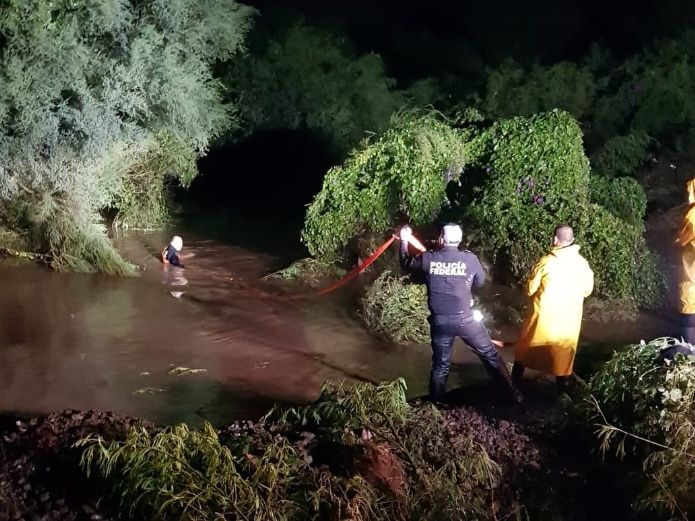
590 132 651 178
464 110 590 279
80 379 499 521
589 176 647 225
575 206 664 308
79 422 302 520
586 338 695 516
463 110 664 306
303 108 663 308
267 378 499 521
302 111 471 260
360 271 429 344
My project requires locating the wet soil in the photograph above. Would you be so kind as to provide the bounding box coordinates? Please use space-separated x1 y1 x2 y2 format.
0 410 152 521
0 383 627 521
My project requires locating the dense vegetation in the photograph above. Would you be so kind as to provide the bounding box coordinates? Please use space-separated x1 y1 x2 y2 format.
79 379 505 520
303 109 664 309
1 0 693 284
585 338 695 517
70 343 695 521
0 0 253 273
224 20 403 155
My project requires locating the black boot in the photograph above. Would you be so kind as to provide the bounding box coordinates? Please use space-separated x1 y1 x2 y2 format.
491 365 524 405
511 362 525 388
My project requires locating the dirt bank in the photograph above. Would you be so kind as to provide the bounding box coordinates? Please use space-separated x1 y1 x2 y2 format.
0 382 627 521
0 410 152 521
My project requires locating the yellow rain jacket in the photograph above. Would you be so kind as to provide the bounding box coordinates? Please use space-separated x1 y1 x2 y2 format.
677 178 695 314
514 244 594 376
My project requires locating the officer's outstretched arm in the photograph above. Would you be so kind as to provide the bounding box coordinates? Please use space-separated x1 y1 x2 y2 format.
399 241 424 273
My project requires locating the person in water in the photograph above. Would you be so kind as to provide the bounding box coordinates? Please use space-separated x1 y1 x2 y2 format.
512 224 594 391
161 235 185 268
398 223 522 404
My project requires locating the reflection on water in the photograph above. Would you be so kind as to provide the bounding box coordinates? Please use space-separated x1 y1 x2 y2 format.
0 229 500 426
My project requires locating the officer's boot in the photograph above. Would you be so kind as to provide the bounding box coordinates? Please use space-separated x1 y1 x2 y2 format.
491 364 524 405
511 362 525 388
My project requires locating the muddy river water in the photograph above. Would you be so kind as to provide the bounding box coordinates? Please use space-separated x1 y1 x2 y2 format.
0 220 676 426
0 226 498 426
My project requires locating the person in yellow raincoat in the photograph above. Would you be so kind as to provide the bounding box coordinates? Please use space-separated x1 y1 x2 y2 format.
676 178 695 343
512 224 594 390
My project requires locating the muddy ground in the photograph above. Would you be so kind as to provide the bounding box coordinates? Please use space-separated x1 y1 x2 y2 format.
0 380 635 521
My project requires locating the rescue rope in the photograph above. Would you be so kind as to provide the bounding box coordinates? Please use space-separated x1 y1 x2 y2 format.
284 235 397 300
305 237 393 297
225 235 398 301
284 230 430 299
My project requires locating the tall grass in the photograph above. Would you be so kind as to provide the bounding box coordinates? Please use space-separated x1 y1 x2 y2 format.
79 378 499 520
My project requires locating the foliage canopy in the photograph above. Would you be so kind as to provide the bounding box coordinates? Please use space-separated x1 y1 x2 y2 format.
225 21 404 154
302 110 475 260
303 109 664 307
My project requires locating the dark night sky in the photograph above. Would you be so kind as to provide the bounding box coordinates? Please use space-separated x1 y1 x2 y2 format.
190 0 695 222
244 0 695 81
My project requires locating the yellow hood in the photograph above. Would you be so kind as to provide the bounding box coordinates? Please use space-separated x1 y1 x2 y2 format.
688 178 695 204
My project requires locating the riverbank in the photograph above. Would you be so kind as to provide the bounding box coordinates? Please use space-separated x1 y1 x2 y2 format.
0 377 636 521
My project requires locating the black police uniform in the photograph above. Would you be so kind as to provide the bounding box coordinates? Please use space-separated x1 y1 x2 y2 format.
400 242 514 400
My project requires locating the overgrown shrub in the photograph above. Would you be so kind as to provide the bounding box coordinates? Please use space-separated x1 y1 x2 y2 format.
463 110 664 306
268 378 499 520
302 111 472 260
590 132 651 178
360 271 429 344
464 110 590 279
79 422 302 520
585 338 695 517
303 108 662 309
589 176 647 225
575 206 664 308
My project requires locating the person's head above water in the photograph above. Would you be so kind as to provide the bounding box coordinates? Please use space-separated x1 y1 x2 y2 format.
440 223 463 246
553 224 574 248
170 235 183 251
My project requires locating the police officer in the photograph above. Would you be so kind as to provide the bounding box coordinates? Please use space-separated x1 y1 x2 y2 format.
399 223 522 403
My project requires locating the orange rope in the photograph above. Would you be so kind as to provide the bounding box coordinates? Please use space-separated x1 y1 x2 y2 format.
228 235 397 301
286 235 396 300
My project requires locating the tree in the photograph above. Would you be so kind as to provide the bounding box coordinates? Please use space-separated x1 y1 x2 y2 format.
224 20 404 154
0 0 254 273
